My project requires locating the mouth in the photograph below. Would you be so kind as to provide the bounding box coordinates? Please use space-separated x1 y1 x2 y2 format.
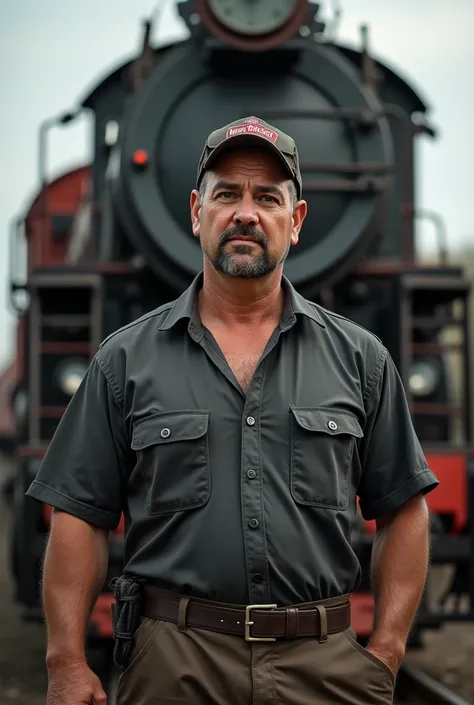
228 237 260 245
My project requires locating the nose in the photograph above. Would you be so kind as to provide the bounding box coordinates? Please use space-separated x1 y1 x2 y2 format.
233 193 259 227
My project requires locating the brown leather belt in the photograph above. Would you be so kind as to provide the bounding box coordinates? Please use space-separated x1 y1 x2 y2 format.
140 589 351 642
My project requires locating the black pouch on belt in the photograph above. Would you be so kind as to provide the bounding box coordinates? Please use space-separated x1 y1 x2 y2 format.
110 574 144 669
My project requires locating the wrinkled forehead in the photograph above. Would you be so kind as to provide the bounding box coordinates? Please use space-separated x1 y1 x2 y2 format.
205 146 291 186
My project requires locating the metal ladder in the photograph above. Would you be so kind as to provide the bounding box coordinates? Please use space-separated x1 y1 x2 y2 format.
399 271 472 444
26 270 103 448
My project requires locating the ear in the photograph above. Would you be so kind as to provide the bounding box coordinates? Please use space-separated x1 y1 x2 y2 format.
190 189 201 238
290 199 307 246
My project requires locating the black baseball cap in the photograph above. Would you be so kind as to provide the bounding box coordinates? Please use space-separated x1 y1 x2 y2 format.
196 116 303 199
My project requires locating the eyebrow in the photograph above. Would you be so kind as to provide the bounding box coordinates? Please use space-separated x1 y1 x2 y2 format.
211 180 240 194
211 180 285 198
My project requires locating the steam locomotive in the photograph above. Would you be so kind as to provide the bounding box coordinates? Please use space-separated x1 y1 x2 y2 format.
5 0 474 683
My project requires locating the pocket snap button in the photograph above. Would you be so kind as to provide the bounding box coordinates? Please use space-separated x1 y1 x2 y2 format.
328 420 338 431
160 427 171 438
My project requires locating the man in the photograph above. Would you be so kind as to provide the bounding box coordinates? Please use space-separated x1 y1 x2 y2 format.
26 116 439 705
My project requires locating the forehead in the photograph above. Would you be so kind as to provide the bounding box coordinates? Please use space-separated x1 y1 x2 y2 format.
206 147 289 186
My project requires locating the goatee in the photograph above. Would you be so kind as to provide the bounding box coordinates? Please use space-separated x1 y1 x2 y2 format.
209 224 277 279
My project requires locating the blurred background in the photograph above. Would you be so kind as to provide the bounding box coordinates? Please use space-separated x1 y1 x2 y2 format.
0 1 473 702
1 0 473 367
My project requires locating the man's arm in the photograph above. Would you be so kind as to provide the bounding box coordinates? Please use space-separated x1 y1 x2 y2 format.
367 494 430 673
25 354 129 702
356 348 439 674
43 510 110 667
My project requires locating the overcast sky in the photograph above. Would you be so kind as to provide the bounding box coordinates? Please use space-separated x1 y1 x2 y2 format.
0 0 473 367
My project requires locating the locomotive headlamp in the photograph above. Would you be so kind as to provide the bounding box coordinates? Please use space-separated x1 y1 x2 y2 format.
207 0 300 36
56 359 88 397
12 388 28 424
409 359 440 397
195 0 309 50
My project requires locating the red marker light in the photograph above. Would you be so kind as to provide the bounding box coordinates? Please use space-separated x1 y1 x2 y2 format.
132 149 148 166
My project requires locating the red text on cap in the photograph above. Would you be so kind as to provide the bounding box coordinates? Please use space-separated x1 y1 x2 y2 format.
226 122 278 143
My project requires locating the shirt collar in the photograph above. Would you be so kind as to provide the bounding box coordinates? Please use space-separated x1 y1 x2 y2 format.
158 271 326 336
280 276 326 330
157 273 204 340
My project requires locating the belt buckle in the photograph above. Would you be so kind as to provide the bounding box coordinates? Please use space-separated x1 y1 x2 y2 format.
244 603 277 642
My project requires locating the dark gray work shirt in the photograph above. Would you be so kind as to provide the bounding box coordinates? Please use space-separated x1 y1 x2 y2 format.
26 273 439 606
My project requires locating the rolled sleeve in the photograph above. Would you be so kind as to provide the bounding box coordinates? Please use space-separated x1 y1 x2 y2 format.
358 349 439 521
26 355 130 530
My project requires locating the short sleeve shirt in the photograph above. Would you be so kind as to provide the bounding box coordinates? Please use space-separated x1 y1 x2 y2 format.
26 273 439 606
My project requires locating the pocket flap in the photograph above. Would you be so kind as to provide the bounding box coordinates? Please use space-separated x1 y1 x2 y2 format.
131 410 209 450
290 407 363 438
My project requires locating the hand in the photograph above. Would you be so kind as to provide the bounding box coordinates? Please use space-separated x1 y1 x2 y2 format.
47 659 107 705
366 641 405 678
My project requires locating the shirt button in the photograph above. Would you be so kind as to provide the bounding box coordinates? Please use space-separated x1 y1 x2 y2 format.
247 469 257 479
328 420 338 431
246 416 256 426
253 573 263 584
249 518 259 529
160 428 171 438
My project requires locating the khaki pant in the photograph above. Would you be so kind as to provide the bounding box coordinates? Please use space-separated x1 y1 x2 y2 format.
115 609 396 704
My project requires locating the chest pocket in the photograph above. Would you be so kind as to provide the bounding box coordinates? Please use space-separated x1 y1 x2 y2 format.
131 410 210 515
290 407 364 510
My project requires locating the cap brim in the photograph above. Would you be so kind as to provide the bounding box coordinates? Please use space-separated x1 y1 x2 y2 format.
203 134 295 182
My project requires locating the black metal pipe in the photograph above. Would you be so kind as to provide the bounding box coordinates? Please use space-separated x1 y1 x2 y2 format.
397 663 472 705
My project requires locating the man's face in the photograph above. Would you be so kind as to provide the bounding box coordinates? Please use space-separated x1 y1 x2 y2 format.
190 147 307 279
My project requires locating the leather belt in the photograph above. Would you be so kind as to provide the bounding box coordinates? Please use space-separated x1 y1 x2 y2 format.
140 589 351 642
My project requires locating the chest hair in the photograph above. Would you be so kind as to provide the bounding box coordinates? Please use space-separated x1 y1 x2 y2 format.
225 353 262 393
207 322 277 393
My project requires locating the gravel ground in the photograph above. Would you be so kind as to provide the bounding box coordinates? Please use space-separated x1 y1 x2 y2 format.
0 457 48 704
403 623 474 703
0 454 473 705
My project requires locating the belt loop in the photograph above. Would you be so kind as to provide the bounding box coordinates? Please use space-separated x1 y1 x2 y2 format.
315 605 328 643
177 596 191 632
285 607 298 640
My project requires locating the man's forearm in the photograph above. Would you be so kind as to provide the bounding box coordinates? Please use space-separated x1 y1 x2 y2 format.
42 509 109 667
368 495 430 663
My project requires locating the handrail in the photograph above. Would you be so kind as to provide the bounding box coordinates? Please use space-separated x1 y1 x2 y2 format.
8 216 27 315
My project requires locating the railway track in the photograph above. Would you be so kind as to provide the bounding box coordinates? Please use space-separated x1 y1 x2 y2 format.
396 663 473 704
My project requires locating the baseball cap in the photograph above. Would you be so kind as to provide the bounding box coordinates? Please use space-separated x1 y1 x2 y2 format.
196 116 303 200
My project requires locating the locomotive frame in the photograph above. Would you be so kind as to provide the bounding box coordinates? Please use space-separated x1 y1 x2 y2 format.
4 0 474 682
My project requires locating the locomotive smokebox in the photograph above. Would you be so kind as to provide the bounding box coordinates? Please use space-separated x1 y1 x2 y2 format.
109 3 394 296
192 0 312 52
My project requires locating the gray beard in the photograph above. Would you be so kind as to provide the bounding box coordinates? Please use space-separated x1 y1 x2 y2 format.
214 244 273 279
205 224 290 279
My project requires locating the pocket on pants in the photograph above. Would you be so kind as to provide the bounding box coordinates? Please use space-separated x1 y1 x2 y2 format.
343 627 396 688
116 617 165 702
119 617 164 679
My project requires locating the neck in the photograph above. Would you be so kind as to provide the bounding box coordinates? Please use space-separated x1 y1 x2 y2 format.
198 264 285 326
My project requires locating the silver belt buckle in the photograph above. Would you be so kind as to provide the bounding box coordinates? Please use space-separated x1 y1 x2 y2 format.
244 603 277 642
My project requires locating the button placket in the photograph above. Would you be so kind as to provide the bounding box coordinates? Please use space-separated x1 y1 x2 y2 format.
240 365 270 604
